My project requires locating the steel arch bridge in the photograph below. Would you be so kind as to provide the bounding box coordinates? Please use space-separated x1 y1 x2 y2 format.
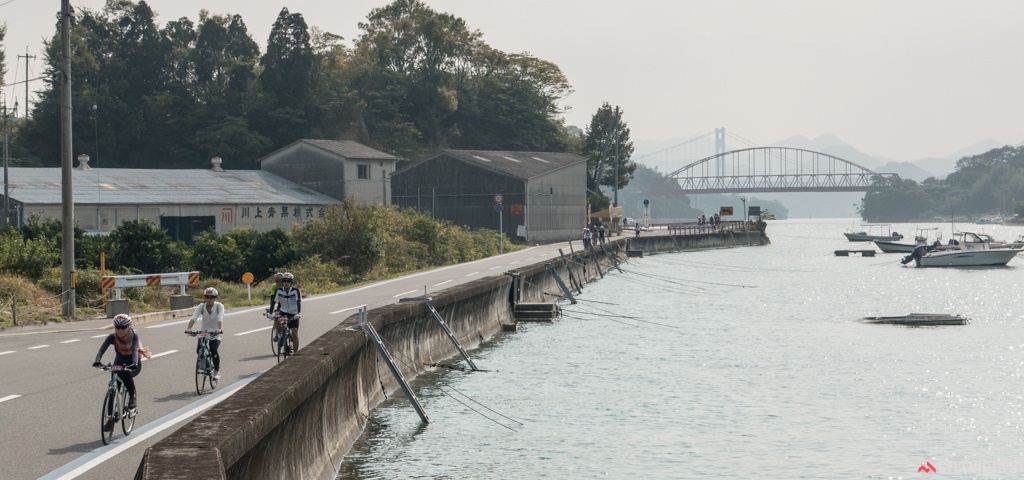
666 147 901 194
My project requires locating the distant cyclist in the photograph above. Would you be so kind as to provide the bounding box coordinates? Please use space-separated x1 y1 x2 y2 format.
269 272 302 351
92 314 143 409
185 287 225 379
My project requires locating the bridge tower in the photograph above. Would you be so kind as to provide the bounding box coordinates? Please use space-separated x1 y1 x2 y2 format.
715 127 726 175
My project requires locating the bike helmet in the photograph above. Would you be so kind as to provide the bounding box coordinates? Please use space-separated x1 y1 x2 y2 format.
113 313 132 328
204 287 219 298
274 272 283 281
281 272 294 282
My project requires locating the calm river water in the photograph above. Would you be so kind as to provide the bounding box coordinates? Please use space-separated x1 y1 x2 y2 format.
339 218 1024 479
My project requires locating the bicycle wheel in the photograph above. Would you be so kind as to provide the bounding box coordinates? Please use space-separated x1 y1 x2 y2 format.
195 355 206 394
270 324 280 356
100 388 116 445
276 333 288 362
208 354 218 389
120 386 136 435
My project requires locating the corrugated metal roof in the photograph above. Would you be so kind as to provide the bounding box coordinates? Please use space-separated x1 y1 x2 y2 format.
397 150 586 180
7 167 339 205
261 139 401 162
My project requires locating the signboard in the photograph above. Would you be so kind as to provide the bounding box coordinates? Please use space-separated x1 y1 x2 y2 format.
494 194 504 204
720 206 734 216
748 206 761 216
242 272 254 284
511 204 523 215
494 203 504 212
643 199 650 206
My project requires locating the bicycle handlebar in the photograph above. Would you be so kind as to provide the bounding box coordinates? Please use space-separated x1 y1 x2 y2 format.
185 330 223 336
96 363 138 372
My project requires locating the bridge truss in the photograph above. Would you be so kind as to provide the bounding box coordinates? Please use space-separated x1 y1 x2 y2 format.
666 147 901 194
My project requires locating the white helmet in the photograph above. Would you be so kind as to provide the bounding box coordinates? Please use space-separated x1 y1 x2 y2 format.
204 287 219 298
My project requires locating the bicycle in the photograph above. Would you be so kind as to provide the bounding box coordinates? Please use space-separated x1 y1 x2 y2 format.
265 311 297 362
186 330 220 394
97 363 138 445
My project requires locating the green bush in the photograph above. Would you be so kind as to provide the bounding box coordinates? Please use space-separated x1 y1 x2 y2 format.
0 229 59 280
108 219 185 274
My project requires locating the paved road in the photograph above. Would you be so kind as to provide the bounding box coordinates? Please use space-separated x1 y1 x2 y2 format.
0 236 624 479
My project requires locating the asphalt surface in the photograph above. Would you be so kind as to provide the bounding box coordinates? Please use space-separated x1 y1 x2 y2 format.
0 237 619 480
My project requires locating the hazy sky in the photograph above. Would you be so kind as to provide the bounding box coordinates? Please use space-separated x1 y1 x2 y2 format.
2 0 1023 161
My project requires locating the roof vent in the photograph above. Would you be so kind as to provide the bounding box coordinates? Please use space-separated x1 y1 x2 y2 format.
76 154 91 170
211 156 224 172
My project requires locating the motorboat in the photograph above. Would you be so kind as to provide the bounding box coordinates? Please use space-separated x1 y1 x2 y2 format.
843 224 904 242
901 231 1024 267
873 227 943 253
862 313 969 326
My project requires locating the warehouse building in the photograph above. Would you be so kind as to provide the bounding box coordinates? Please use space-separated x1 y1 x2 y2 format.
258 139 401 205
390 150 587 243
5 156 337 241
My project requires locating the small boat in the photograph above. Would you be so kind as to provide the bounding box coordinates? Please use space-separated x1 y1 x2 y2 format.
901 231 1024 267
843 224 904 242
862 313 969 326
873 227 944 253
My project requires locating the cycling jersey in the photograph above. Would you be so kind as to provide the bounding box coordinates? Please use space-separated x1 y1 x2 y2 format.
270 287 301 315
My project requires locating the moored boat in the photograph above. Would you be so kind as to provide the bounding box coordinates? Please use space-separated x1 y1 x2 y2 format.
843 224 904 242
901 231 1024 267
862 313 969 326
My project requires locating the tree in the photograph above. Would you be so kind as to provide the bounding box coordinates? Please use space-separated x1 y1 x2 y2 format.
107 219 185 273
584 103 636 199
0 23 7 85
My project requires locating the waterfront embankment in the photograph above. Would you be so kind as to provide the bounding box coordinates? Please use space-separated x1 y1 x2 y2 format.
135 228 768 479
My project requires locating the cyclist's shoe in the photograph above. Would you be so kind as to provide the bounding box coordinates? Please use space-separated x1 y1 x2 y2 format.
128 395 137 409
213 370 221 379
272 333 279 342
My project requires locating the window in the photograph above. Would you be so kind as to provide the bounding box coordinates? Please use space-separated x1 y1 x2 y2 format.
358 164 371 180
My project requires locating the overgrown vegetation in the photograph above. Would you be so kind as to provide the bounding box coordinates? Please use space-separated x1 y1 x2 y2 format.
860 145 1024 221
0 203 518 328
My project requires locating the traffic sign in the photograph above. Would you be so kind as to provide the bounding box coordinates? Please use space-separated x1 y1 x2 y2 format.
242 272 254 284
494 203 504 212
643 199 649 206
494 194 504 204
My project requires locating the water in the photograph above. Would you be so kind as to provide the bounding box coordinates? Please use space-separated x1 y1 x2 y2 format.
339 219 1024 479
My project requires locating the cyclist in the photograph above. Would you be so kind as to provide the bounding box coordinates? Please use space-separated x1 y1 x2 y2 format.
185 287 225 379
92 314 142 411
269 272 302 352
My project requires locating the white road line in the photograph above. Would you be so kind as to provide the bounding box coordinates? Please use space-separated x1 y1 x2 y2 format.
393 290 418 298
146 350 178 360
40 372 263 480
0 351 14 356
146 319 190 328
488 266 503 270
330 305 366 315
91 334 108 338
465 272 480 277
0 394 20 403
433 280 452 287
60 339 81 344
510 261 520 264
28 345 50 350
235 326 272 336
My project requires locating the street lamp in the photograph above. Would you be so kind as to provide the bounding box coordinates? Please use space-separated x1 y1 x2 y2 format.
740 196 747 222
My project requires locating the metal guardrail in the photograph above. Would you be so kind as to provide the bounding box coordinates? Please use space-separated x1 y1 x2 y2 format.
100 271 200 299
664 220 749 236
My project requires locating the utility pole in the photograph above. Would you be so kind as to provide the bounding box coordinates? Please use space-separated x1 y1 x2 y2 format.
612 107 621 233
60 0 76 319
2 101 14 228
18 48 37 117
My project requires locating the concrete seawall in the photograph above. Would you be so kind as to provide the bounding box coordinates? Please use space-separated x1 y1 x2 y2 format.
136 229 768 479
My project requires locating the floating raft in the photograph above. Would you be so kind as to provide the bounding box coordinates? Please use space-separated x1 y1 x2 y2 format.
862 313 969 326
835 249 876 257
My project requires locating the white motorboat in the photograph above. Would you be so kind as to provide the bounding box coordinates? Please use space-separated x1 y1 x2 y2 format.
873 227 943 253
902 231 1024 267
843 224 904 242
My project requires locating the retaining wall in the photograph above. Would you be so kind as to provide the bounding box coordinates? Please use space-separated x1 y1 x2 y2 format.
136 230 766 479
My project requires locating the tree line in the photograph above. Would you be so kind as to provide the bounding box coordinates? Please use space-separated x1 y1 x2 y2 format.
1 0 635 213
860 145 1024 222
